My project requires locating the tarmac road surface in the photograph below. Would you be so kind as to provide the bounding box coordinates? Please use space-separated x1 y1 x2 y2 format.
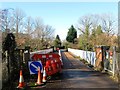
43 51 119 89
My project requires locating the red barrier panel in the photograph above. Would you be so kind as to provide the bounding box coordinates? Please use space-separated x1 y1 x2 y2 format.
45 60 53 76
51 60 58 74
46 60 51 66
31 53 62 76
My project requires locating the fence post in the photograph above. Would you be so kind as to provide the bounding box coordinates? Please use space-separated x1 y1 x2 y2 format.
112 46 116 76
5 51 9 82
118 52 120 89
23 50 25 64
6 50 10 84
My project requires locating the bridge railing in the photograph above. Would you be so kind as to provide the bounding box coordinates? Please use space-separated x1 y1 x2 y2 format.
68 48 96 67
68 48 119 78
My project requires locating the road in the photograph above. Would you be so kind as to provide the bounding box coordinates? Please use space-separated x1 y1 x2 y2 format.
43 51 119 89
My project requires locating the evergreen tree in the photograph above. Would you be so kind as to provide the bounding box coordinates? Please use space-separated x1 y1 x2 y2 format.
96 25 103 35
66 25 77 43
3 33 16 52
53 35 61 48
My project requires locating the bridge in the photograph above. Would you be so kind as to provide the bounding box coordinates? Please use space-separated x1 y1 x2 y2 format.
1 48 119 90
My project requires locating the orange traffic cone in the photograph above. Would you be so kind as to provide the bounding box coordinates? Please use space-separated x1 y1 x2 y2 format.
17 70 26 88
42 67 47 83
35 68 43 85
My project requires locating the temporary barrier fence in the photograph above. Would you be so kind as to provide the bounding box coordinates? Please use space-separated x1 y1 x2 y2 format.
30 53 62 76
30 48 53 58
58 50 63 66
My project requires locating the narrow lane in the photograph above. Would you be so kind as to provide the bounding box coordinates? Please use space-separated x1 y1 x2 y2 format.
63 52 91 70
44 51 118 89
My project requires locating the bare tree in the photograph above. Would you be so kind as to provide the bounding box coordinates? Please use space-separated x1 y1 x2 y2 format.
91 14 101 30
43 25 55 48
33 18 54 40
101 14 115 35
25 16 34 37
77 14 117 50
0 8 14 32
25 17 33 33
101 14 117 46
23 16 34 46
77 15 92 34
33 17 44 39
0 8 15 42
1 8 56 50
77 15 93 50
32 17 55 49
44 25 54 39
32 17 45 49
13 8 26 38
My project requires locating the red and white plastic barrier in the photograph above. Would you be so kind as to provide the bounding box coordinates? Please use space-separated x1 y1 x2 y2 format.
30 48 53 58
58 50 63 67
31 53 62 76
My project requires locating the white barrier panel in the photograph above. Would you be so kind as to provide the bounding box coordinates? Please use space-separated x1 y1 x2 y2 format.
58 50 63 66
68 48 96 67
30 48 53 58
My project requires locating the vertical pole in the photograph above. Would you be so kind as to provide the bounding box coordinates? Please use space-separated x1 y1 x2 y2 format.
18 49 20 70
22 50 25 63
6 50 10 83
118 53 120 89
112 46 116 76
118 2 120 89
20 50 23 68
28 48 30 61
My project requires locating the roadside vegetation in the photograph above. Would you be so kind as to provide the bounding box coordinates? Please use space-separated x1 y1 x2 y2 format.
64 14 117 51
1 8 117 52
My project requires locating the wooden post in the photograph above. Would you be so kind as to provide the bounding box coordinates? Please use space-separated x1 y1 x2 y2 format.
20 50 23 68
118 52 120 89
22 50 25 64
6 50 10 83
